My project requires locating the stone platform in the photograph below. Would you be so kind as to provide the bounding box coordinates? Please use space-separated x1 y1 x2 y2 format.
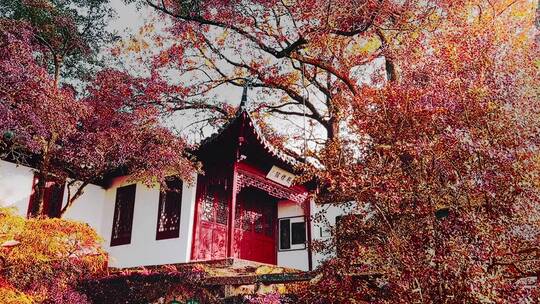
80 258 314 303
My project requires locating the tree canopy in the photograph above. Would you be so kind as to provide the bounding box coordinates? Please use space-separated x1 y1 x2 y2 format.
0 19 195 217
0 0 116 87
122 0 481 151
295 1 540 303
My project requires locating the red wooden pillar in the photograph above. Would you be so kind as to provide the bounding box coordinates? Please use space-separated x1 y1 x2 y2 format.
226 164 238 258
227 111 246 258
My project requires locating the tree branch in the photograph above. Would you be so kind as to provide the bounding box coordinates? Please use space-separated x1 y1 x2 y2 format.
60 181 89 216
146 0 307 59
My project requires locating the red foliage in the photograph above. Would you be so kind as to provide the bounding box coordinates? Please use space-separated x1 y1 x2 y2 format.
0 19 195 216
301 2 540 303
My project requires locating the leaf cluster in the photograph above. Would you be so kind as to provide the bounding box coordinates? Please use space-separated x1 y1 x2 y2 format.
0 0 116 85
0 207 106 303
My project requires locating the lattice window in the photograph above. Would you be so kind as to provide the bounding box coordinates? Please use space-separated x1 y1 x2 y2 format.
200 184 229 225
254 214 264 233
201 193 214 221
235 203 242 228
111 184 136 246
27 174 65 218
216 194 228 225
241 210 255 231
236 192 275 236
156 179 183 240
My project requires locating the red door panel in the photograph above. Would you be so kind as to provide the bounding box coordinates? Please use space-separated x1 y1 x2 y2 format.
198 223 213 260
236 189 277 265
192 181 277 265
211 225 227 258
192 183 229 261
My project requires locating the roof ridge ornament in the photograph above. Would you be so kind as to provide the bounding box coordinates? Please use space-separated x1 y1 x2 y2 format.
239 78 253 110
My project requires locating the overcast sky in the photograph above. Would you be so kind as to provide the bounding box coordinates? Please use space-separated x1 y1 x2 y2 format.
107 1 147 39
103 0 246 142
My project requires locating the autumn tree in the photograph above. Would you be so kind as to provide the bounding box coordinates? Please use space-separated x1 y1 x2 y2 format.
0 20 85 216
0 207 106 303
0 0 118 216
126 0 444 149
0 0 116 87
57 68 196 217
295 1 540 303
0 20 195 217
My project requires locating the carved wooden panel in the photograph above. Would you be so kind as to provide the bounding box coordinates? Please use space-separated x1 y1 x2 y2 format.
235 170 308 204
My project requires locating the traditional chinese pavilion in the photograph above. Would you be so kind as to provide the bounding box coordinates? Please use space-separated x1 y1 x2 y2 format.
191 87 311 266
0 86 332 272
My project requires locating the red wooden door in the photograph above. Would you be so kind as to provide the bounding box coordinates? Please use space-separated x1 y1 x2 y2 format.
193 183 229 260
235 189 277 265
192 183 277 264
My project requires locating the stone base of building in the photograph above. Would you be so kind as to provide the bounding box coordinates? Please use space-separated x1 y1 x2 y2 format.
79 258 314 303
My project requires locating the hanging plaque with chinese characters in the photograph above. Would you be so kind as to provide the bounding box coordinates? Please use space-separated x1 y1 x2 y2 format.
266 165 296 187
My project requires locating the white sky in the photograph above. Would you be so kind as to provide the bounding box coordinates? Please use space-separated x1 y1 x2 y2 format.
104 0 244 142
107 1 148 38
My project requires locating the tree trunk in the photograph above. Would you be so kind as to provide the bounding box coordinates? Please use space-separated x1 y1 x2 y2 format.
326 118 340 142
30 170 47 217
28 133 57 218
60 181 89 217
385 57 398 83
53 55 60 88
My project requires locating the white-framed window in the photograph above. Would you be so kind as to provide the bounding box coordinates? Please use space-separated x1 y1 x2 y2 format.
278 216 306 251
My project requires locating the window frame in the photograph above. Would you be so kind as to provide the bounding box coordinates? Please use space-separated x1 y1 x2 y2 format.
278 216 307 251
110 184 137 246
27 174 65 218
200 183 229 225
156 179 183 240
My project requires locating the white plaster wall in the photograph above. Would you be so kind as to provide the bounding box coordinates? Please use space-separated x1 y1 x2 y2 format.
178 174 198 262
277 199 309 271
0 158 317 270
61 182 106 236
0 160 35 215
0 160 108 236
0 159 201 269
102 175 197 268
0 160 110 247
310 202 354 269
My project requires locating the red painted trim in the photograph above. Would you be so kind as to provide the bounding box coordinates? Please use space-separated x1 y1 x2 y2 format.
225 111 247 258
190 175 205 260
236 162 307 193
